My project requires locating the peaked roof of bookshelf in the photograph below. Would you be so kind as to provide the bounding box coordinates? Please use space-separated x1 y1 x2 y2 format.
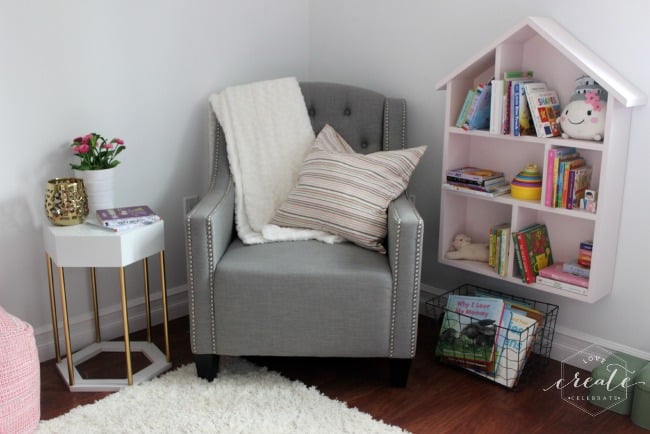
435 16 647 108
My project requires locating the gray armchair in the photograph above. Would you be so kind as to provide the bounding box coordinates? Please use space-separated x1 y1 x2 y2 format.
185 82 423 386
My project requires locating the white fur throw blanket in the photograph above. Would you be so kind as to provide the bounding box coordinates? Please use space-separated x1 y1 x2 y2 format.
209 77 341 244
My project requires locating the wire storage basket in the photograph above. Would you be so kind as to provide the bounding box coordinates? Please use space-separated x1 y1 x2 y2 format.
425 284 559 389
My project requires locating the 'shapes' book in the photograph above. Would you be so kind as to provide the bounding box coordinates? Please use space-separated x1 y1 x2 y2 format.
527 89 562 138
436 295 505 365
96 205 161 227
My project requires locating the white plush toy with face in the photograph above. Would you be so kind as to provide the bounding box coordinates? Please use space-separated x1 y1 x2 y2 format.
559 76 607 141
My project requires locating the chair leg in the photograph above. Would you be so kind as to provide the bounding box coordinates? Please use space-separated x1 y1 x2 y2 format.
194 354 220 381
389 358 412 387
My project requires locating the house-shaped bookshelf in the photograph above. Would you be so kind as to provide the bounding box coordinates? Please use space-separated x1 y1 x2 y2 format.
435 16 646 302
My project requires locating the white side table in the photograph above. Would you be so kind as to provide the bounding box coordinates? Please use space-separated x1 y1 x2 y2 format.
43 220 171 391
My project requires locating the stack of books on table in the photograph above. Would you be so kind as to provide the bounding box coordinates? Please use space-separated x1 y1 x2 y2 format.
444 166 511 197
94 205 162 232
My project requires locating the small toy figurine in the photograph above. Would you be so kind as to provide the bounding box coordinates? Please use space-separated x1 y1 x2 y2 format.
559 76 607 141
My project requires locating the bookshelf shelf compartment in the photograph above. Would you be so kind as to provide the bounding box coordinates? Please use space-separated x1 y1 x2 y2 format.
436 17 646 303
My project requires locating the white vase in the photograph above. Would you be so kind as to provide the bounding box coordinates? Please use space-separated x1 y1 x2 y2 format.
73 168 115 217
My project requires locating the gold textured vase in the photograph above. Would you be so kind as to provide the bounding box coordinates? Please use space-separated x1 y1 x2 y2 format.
45 178 89 225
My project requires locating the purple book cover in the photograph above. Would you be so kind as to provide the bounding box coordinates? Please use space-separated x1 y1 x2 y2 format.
96 205 156 222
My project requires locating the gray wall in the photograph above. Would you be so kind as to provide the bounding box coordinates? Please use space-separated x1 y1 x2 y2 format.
0 0 310 354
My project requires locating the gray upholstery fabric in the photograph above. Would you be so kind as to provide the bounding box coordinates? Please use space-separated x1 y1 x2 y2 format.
213 240 392 356
185 81 423 360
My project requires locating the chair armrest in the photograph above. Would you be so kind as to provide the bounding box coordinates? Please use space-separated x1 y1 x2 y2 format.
386 193 424 359
185 174 235 353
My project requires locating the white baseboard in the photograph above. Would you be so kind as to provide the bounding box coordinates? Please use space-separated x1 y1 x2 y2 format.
35 284 188 362
419 284 650 367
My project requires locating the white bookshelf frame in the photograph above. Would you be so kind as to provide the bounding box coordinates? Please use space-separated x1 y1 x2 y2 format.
435 17 646 303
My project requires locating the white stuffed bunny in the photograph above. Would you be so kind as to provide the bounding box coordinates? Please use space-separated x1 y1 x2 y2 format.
445 233 489 262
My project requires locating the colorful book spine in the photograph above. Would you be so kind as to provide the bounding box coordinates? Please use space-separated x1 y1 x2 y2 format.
552 150 578 208
515 231 535 283
544 149 557 207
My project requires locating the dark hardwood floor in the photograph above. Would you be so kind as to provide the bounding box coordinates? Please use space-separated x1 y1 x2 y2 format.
40 316 647 433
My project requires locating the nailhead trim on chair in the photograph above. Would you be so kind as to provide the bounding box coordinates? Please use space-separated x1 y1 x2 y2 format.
408 198 423 357
388 208 401 357
383 102 390 151
186 109 222 354
400 100 407 150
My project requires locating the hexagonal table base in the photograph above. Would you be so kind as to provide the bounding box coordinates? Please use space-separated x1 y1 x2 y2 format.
56 341 171 392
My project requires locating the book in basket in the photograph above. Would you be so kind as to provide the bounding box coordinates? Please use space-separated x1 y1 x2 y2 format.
436 295 505 366
486 308 539 387
96 205 161 228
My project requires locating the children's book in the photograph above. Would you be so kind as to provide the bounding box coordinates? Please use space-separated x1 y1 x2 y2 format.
489 79 504 134
446 167 504 182
527 89 562 138
544 147 577 207
465 82 492 130
436 295 506 365
557 157 585 208
562 259 591 278
512 223 553 283
96 205 161 228
538 262 589 288
456 89 476 128
568 166 592 209
516 81 546 136
462 83 485 130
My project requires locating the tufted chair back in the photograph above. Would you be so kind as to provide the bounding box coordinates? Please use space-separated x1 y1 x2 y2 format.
300 82 407 153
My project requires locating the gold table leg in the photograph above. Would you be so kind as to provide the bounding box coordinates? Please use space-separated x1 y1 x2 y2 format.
143 258 152 343
45 254 61 363
118 266 133 385
159 251 170 362
90 267 101 343
57 266 74 386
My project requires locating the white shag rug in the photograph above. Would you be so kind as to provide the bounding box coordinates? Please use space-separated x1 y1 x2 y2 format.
38 357 407 434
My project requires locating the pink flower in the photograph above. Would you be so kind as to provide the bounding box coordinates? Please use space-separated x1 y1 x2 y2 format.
81 134 92 145
78 143 90 153
73 136 83 143
102 143 114 150
72 145 81 154
585 91 598 104
592 101 603 112
112 138 124 145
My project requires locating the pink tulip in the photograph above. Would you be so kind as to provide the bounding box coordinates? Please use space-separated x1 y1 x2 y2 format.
102 143 114 150
113 138 124 145
81 134 92 145
78 144 90 153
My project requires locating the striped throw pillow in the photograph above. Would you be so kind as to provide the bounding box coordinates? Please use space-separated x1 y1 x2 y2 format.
271 124 426 253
